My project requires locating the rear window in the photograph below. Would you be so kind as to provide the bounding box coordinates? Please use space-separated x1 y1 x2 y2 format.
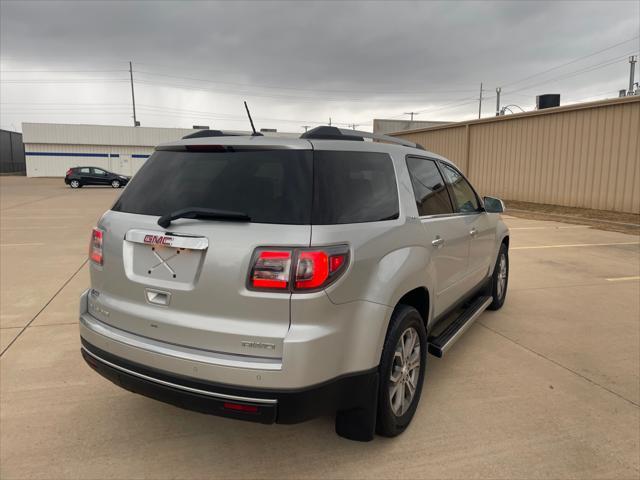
313 151 399 224
112 149 399 226
112 149 313 225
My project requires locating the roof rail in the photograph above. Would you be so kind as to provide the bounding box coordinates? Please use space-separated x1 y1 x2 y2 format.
300 126 425 150
182 130 248 140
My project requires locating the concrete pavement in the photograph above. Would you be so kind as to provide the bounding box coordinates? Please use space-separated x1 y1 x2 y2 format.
1 177 638 479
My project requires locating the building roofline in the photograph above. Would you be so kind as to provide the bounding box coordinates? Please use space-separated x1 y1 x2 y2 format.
388 95 640 136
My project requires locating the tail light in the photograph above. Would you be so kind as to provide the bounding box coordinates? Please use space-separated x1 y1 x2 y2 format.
250 250 291 289
89 227 104 265
66 169 73 176
249 245 349 292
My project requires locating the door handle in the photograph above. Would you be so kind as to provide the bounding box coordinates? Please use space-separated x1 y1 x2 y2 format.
469 228 478 237
432 236 444 248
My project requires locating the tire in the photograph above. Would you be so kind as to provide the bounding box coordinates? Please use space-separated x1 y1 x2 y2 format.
487 243 509 310
70 179 81 189
376 304 427 437
111 179 121 188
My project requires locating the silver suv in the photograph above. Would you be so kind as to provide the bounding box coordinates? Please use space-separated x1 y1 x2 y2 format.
80 126 509 441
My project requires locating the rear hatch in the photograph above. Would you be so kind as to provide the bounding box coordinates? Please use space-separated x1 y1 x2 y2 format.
90 142 312 359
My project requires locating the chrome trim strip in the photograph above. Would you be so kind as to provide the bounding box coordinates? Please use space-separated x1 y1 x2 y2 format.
419 211 483 220
82 346 278 405
80 314 282 370
438 297 493 355
125 229 209 250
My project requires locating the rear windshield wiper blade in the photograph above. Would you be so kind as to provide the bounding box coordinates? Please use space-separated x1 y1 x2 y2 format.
158 207 251 228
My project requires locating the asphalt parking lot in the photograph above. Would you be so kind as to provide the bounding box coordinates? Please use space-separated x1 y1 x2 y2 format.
1 176 639 479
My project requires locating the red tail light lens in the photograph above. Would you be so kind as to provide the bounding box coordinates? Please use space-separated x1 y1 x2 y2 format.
89 227 104 265
249 245 349 292
295 251 329 289
250 250 291 289
66 169 73 176
329 254 346 273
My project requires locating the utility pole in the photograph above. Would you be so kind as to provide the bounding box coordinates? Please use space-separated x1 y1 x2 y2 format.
329 117 332 126
129 61 138 127
302 125 310 132
349 124 358 130
404 112 418 121
478 82 483 119
495 87 501 116
628 55 637 95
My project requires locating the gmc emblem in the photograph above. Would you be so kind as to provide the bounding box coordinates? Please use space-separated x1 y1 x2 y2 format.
143 234 173 246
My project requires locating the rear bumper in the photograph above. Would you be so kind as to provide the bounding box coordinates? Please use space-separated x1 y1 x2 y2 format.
81 338 378 424
80 287 391 390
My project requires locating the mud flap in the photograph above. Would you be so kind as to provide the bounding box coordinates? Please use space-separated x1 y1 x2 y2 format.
335 372 379 441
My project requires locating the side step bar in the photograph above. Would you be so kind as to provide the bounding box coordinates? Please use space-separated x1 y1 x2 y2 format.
427 296 493 358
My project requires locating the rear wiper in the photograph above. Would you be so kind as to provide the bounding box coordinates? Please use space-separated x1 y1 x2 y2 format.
157 207 251 228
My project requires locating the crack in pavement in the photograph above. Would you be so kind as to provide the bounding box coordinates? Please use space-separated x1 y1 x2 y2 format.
0 191 72 211
477 321 639 408
0 259 88 357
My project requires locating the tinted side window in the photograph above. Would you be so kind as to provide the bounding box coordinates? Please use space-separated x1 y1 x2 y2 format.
440 163 480 213
406 157 453 216
79 168 90 173
313 151 399 224
93 168 106 175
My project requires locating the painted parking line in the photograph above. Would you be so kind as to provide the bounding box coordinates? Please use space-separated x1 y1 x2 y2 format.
606 276 640 282
512 241 640 250
509 226 590 230
0 243 46 247
1 226 72 230
1 216 83 220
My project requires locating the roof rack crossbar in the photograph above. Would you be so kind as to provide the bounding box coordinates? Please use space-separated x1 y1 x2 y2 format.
300 126 424 150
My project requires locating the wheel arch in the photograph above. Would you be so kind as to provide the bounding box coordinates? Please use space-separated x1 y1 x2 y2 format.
395 286 430 333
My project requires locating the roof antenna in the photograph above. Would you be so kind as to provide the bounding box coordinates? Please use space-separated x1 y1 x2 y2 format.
244 101 263 136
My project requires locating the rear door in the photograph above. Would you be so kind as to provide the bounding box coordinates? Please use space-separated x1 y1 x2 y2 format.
405 156 471 316
91 146 313 359
439 162 496 289
91 168 110 185
77 167 91 183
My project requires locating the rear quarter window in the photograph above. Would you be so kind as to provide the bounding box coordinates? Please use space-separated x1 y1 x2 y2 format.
313 151 399 224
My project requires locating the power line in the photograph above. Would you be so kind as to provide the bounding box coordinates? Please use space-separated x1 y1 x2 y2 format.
502 35 639 88
389 50 636 120
504 51 637 95
0 79 128 84
133 69 476 96
1 69 128 73
133 78 472 103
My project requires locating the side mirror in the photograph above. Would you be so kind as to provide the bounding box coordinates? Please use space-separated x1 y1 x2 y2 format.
484 196 505 213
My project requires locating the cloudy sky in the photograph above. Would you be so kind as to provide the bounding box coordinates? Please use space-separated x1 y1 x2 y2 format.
1 0 638 133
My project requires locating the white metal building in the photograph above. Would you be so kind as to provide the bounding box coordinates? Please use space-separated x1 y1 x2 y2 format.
22 123 199 177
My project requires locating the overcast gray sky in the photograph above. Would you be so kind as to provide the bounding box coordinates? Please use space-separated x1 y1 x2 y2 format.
1 0 638 132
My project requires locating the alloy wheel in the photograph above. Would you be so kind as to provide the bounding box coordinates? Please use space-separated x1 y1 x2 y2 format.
388 327 421 416
496 253 507 300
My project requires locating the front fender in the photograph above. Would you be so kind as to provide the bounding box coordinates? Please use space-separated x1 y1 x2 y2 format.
490 217 510 275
